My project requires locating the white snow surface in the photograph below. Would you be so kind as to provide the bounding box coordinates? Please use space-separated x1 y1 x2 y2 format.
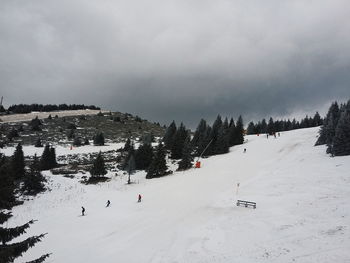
5 127 350 263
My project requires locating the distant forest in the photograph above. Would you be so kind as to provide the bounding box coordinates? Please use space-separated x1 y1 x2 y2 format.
246 112 323 135
5 104 100 114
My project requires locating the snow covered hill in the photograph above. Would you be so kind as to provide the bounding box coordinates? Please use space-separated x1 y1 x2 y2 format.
5 127 350 263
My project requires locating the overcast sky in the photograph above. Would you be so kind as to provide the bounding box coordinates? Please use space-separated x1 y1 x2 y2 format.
1 0 350 127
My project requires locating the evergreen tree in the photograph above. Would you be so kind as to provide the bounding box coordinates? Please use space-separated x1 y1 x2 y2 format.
246 122 256 135
146 143 168 179
39 145 51 171
267 117 275 135
170 123 188 159
135 143 153 170
332 111 350 156
206 115 223 155
39 145 57 171
233 115 244 145
261 119 267 133
30 117 42 131
35 138 43 148
0 155 16 209
177 137 193 171
228 118 236 147
48 147 57 169
90 152 107 177
316 102 340 146
93 132 105 146
11 143 25 179
23 154 46 195
0 215 50 263
163 121 177 150
215 125 229 154
191 119 207 148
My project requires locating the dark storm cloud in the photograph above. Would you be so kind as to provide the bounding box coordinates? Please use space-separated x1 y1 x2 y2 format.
1 0 350 127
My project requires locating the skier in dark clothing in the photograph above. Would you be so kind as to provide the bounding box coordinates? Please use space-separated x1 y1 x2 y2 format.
81 206 85 216
106 200 110 207
243 148 246 153
138 194 142 203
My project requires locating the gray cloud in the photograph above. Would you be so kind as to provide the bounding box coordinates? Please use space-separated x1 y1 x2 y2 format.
1 0 350 127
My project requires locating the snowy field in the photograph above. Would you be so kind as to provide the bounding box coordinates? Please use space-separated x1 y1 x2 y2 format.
0 109 104 123
3 127 350 263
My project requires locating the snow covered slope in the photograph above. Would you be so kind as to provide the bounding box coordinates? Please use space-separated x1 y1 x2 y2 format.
6 127 350 263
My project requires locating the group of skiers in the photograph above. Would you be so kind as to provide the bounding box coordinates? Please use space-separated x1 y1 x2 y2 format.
81 194 142 216
266 132 281 139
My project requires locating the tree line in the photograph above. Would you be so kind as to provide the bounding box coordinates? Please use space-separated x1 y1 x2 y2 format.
316 100 350 156
6 104 100 114
246 112 323 135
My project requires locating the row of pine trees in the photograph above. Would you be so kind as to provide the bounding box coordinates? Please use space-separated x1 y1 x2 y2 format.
246 112 323 135
316 100 350 156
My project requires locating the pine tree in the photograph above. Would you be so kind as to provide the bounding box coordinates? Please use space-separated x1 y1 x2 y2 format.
214 126 229 154
267 117 275 135
90 152 107 177
228 118 236 147
246 122 256 135
146 143 168 179
316 102 340 146
233 115 244 145
135 143 153 170
39 145 57 171
48 147 57 169
93 132 105 146
0 215 50 263
171 123 188 159
177 137 193 171
332 111 350 156
11 143 25 179
35 138 43 148
191 119 207 148
0 155 16 209
23 155 46 195
163 121 177 150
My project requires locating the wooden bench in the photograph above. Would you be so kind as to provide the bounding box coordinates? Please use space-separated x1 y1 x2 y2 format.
236 200 256 209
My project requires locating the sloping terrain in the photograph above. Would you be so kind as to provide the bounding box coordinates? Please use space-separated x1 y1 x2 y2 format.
4 127 350 263
0 110 164 145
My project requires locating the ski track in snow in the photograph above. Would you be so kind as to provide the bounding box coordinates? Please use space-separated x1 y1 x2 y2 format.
2 127 350 263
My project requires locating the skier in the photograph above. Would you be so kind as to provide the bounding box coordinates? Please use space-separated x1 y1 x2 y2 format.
81 206 85 216
278 132 280 137
106 200 110 207
266 134 269 139
243 148 246 153
138 194 142 203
